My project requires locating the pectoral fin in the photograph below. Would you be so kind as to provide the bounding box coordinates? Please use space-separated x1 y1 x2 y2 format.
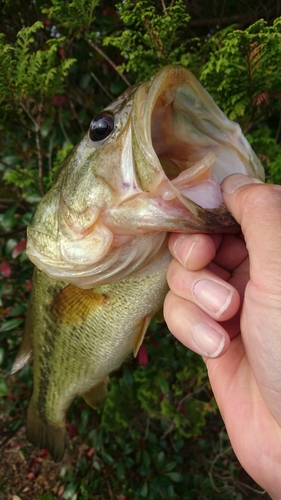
50 284 105 325
82 377 109 409
133 315 153 357
11 303 33 375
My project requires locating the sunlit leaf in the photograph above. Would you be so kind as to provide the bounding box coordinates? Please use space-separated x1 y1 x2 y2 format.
0 318 24 332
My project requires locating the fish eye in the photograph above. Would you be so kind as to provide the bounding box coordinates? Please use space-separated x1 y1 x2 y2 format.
89 113 114 142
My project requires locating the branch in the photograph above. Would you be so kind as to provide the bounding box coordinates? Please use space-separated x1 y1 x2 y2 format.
0 158 36 182
35 126 45 197
19 99 45 196
90 71 114 101
86 39 131 87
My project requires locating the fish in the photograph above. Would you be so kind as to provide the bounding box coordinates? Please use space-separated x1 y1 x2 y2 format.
12 65 264 462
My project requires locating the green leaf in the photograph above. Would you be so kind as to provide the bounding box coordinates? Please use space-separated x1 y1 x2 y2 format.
165 472 183 482
93 460 101 471
142 449 151 470
6 304 26 317
0 318 24 332
38 494 56 500
1 206 17 231
116 460 125 479
165 461 177 472
0 348 5 366
123 364 134 386
159 377 169 394
0 378 8 397
140 481 148 497
63 483 78 499
157 451 165 468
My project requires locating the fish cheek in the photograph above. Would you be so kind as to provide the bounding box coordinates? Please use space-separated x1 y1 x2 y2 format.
50 284 106 326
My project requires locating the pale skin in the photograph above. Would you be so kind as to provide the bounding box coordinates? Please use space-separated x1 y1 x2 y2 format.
163 174 281 500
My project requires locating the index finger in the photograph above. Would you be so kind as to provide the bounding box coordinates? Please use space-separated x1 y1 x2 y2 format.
168 233 221 271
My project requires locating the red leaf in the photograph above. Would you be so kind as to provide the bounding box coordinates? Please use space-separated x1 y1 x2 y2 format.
12 239 27 258
87 447 95 458
137 344 149 367
103 8 115 16
150 337 158 348
25 280 33 292
178 403 187 415
253 91 269 107
52 95 68 107
58 48 65 59
1 260 11 277
66 423 78 438
12 442 22 449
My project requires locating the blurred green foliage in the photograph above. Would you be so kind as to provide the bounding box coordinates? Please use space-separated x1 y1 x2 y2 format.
0 0 279 498
104 0 191 80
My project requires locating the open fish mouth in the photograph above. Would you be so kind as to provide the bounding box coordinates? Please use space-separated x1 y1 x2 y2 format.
132 65 264 213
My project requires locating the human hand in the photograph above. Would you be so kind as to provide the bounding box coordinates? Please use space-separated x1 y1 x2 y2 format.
164 174 281 499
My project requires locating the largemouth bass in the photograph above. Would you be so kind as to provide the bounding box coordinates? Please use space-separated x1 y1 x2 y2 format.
12 65 264 462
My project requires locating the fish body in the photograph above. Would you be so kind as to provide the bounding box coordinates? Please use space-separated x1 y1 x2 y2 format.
12 65 264 462
23 249 170 462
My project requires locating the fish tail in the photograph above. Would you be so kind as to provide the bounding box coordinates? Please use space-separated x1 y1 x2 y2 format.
26 397 66 463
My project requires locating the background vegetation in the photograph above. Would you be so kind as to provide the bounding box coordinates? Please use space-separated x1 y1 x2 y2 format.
1 0 281 498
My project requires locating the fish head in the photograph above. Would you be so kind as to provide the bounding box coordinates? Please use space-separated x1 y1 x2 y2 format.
27 65 264 287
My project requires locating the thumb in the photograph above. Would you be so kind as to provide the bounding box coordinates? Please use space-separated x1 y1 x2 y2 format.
221 175 281 428
221 174 281 294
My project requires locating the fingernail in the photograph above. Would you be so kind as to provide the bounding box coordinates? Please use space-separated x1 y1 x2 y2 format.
174 236 197 267
221 174 263 194
193 279 232 317
192 323 225 357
